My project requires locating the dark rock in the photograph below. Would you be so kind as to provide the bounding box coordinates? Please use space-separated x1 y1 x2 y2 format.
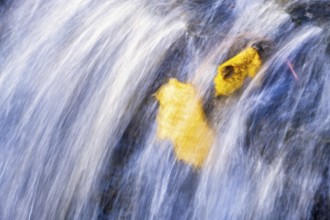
183 0 236 38
311 147 330 220
286 1 330 24
326 36 330 55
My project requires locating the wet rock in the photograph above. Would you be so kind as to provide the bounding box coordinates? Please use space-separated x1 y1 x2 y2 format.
286 1 330 24
146 0 184 15
326 36 330 55
311 147 330 220
183 0 236 38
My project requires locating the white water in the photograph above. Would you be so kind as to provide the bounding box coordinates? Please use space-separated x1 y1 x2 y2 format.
0 0 328 219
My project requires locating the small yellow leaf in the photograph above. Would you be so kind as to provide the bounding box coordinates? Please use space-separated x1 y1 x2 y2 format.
214 47 262 96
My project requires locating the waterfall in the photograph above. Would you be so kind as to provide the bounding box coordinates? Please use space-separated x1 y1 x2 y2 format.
0 0 328 219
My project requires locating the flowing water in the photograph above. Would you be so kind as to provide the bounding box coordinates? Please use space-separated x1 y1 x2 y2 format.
0 0 329 219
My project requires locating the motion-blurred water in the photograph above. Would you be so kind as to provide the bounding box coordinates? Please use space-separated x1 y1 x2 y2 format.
0 0 329 219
